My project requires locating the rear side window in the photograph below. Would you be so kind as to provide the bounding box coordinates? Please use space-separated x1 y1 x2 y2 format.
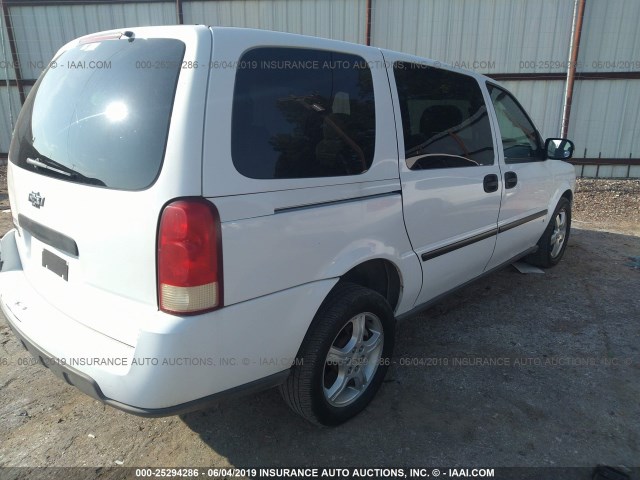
9 38 185 190
232 47 376 179
393 62 494 170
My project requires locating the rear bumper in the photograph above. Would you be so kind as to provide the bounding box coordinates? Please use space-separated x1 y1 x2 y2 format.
5 317 288 417
0 229 335 415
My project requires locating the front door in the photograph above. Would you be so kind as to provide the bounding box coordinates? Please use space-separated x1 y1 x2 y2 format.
386 56 502 306
484 83 553 271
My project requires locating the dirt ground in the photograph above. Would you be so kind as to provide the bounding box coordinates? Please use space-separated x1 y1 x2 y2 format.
573 178 640 236
0 168 638 478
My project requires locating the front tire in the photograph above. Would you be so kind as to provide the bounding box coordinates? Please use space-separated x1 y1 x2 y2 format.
280 283 395 426
526 197 571 268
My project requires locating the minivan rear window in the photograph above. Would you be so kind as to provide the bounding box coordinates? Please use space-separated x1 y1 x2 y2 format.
9 37 185 190
231 47 376 179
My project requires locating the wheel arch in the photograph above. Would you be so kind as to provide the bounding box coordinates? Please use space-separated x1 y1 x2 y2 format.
547 183 574 222
334 258 403 312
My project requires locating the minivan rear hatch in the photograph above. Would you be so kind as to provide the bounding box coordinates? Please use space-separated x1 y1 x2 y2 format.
6 26 211 345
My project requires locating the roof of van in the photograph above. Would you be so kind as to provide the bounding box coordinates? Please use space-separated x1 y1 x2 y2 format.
208 26 500 84
60 25 500 86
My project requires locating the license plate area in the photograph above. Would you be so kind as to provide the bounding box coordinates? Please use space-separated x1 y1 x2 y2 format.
42 249 69 281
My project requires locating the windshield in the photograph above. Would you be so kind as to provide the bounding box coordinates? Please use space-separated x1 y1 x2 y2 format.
9 37 185 190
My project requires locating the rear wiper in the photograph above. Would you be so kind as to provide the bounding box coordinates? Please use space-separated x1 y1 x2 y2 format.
26 156 106 186
27 157 74 177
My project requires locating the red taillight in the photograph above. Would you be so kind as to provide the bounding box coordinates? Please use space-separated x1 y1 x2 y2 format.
158 199 223 315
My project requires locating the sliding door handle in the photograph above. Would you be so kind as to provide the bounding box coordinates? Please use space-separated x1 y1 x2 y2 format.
483 174 499 193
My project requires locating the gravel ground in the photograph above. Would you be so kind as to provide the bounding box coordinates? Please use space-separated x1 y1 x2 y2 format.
574 178 640 235
0 167 638 479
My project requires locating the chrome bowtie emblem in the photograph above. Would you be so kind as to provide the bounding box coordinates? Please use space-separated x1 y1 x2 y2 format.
28 192 45 208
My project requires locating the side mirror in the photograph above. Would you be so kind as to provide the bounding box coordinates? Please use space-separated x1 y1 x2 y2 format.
545 138 575 160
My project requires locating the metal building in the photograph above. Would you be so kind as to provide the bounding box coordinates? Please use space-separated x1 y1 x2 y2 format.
1 0 639 177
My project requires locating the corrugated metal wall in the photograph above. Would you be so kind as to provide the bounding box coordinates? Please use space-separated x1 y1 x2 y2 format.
0 12 17 153
569 80 640 159
0 18 15 79
0 87 20 154
10 3 176 79
183 0 367 44
371 0 575 74
1 0 639 177
567 0 640 165
578 0 640 71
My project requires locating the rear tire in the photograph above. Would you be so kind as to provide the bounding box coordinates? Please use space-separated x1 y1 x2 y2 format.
526 197 571 268
280 283 395 426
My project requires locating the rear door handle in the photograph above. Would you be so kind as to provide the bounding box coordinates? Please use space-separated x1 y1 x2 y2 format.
505 171 518 189
483 174 499 193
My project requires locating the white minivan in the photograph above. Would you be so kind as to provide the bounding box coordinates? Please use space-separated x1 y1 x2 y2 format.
0 26 575 426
